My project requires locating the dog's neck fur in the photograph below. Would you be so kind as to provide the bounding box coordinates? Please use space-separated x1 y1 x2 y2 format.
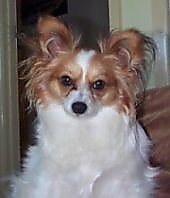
21 103 153 198
36 104 141 172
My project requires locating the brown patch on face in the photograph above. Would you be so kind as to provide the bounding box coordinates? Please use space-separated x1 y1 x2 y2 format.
25 51 83 106
85 53 137 117
86 53 119 106
47 52 82 100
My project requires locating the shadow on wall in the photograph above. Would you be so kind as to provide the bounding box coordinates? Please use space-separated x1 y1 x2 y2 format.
61 15 109 49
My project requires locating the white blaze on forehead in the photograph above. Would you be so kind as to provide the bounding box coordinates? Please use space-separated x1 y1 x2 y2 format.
75 50 96 82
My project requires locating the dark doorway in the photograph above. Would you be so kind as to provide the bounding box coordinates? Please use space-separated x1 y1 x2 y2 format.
17 0 109 162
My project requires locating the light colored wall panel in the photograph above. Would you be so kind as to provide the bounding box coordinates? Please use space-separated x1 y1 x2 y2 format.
109 0 121 29
152 0 168 32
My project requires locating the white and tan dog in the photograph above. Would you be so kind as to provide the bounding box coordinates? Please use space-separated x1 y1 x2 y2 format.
11 16 156 198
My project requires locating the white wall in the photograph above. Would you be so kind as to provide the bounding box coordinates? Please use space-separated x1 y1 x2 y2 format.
109 0 168 33
121 0 152 32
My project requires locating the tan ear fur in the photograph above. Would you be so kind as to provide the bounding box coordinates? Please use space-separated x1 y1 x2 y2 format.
38 16 74 56
101 29 155 68
100 29 156 117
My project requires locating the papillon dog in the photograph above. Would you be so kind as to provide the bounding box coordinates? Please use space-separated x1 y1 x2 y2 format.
11 16 157 198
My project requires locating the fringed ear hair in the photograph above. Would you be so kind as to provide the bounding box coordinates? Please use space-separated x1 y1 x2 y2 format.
100 29 156 117
100 29 156 90
101 29 156 69
38 15 74 57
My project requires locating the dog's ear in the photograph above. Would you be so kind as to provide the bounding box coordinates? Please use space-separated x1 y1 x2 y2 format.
101 29 155 69
38 15 74 57
100 29 156 117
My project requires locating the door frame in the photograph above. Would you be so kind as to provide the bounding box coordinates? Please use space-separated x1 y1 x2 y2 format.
0 0 20 196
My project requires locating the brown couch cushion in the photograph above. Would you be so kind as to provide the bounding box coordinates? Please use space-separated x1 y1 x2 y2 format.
137 86 170 198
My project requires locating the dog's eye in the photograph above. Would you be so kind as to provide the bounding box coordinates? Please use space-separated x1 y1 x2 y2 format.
91 80 106 90
60 75 73 86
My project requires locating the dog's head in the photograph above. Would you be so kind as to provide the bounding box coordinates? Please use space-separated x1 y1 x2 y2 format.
22 16 155 118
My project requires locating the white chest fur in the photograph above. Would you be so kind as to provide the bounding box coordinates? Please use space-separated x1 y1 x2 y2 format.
38 104 129 169
12 104 155 198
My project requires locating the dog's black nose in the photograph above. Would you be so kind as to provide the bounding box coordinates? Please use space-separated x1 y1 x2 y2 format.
72 102 87 115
